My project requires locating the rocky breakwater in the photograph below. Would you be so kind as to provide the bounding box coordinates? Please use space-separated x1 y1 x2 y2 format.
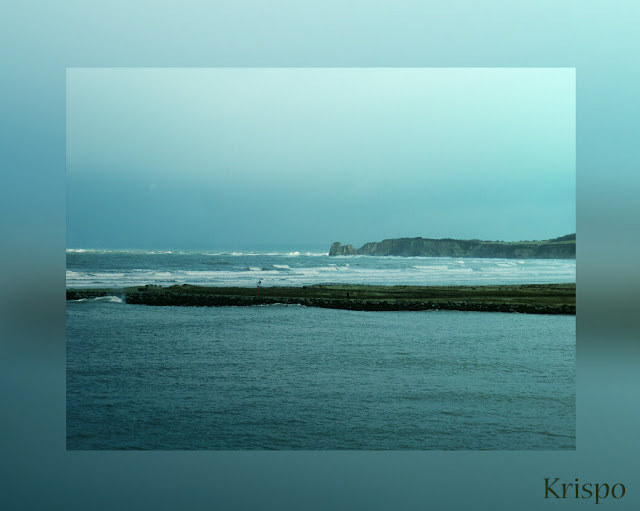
67 284 574 314
124 291 574 314
93 283 576 315
329 234 576 258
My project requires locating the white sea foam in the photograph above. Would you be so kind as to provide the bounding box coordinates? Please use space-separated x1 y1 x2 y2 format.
67 248 328 257
94 295 124 303
71 295 123 303
147 271 173 277
66 253 575 289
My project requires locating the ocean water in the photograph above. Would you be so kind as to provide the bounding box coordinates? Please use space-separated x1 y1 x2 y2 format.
66 250 575 450
66 249 576 288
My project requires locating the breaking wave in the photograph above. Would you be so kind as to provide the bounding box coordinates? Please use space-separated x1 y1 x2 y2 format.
71 295 124 303
66 253 575 289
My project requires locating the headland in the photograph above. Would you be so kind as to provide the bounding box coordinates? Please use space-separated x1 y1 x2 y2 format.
329 234 576 258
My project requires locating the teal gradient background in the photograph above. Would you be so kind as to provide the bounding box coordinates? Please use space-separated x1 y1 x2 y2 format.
1 1 639 510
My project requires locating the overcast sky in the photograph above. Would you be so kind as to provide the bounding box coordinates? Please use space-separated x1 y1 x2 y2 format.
66 68 575 251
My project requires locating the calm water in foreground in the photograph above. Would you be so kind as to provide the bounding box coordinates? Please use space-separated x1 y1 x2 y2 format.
67 300 575 450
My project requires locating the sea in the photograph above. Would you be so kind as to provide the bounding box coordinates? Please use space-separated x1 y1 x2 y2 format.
66 249 576 450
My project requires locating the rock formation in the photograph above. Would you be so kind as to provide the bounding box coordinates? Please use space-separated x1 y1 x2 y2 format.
329 242 356 256
329 234 576 258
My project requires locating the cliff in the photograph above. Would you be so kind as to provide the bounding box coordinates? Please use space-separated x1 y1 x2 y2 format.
329 234 576 258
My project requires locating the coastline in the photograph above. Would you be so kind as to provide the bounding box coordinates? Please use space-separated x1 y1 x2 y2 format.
67 283 576 315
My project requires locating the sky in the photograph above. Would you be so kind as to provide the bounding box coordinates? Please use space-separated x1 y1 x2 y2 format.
66 68 575 251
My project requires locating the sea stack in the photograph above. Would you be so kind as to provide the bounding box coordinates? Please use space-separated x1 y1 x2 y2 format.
329 242 356 256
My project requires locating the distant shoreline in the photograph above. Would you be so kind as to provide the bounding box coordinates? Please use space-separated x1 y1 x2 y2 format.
67 283 576 315
330 234 576 258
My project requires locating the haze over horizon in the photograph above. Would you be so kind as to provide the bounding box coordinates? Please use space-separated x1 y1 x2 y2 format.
65 232 577 254
66 68 575 251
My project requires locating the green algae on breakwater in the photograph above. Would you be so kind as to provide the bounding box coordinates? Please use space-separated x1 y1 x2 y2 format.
67 283 575 315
